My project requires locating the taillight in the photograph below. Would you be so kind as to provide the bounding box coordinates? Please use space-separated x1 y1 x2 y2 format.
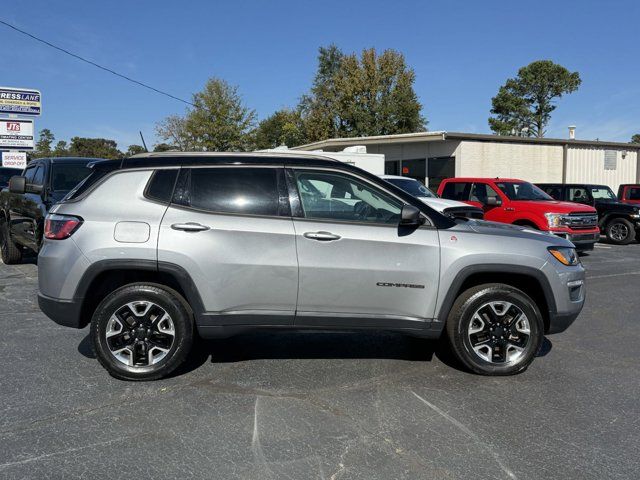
44 214 83 240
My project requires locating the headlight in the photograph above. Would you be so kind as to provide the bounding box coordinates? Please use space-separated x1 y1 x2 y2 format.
548 246 579 266
545 213 566 228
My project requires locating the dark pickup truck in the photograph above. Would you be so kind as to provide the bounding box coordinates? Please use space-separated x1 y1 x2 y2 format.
537 183 640 245
0 157 98 264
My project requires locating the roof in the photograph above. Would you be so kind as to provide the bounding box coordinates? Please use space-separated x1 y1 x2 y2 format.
124 151 340 169
442 177 524 182
292 131 640 151
31 157 106 164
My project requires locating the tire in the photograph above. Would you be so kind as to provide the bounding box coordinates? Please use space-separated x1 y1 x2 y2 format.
91 283 194 381
605 218 636 245
0 216 22 265
445 283 544 376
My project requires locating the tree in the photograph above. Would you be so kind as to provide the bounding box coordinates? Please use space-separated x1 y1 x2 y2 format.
33 128 55 158
300 45 426 142
68 137 122 159
153 143 176 152
156 78 256 152
253 108 306 149
126 144 146 156
53 140 69 157
489 60 581 138
631 134 640 144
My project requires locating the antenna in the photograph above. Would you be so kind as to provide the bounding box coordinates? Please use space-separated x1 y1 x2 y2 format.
139 131 149 152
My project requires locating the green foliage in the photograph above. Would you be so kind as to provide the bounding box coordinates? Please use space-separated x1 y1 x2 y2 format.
253 108 306 149
52 140 68 157
153 143 176 152
489 60 581 137
156 78 256 152
68 137 123 159
300 45 426 143
126 144 146 156
631 134 640 144
33 128 55 158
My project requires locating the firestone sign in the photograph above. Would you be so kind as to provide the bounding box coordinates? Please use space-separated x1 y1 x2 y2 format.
0 119 34 149
0 87 41 116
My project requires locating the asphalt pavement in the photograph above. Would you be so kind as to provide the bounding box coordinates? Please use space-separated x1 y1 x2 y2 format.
1 244 639 479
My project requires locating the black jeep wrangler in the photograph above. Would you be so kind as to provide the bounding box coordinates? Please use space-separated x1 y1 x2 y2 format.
537 183 640 245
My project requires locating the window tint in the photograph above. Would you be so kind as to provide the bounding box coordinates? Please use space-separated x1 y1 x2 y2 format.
51 164 92 191
541 186 562 200
568 187 590 203
470 183 500 203
186 168 279 216
628 188 640 200
295 170 402 224
23 166 37 183
145 169 178 203
31 166 45 186
441 182 470 201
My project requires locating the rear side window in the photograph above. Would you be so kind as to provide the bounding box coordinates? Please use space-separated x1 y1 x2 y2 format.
176 167 280 216
145 169 179 203
541 186 562 200
441 182 470 201
628 188 640 200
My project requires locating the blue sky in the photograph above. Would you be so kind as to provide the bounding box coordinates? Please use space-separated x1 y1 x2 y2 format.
2 0 639 149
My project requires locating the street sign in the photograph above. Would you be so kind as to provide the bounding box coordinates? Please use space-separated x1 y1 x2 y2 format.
1 151 27 169
0 87 41 116
0 119 34 150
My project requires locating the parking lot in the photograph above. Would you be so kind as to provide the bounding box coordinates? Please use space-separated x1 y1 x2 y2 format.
0 244 638 480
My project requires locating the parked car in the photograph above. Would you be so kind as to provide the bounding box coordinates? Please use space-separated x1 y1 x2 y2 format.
617 184 640 206
537 183 640 245
38 153 585 380
0 157 97 264
0 167 22 189
437 177 600 251
380 175 483 219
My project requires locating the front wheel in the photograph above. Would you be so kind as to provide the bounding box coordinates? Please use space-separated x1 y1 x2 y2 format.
605 218 636 245
91 284 194 381
445 283 544 375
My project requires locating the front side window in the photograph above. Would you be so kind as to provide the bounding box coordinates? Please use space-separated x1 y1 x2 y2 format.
180 167 280 216
589 186 616 201
495 181 552 201
31 166 44 187
51 164 92 191
294 170 402 224
23 166 37 184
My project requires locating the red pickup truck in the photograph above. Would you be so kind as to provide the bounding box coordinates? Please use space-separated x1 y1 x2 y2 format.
438 177 600 250
617 184 640 205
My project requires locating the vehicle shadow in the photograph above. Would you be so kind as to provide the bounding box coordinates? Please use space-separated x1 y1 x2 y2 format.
77 332 552 378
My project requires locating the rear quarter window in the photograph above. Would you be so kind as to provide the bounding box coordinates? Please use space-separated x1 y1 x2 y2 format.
145 169 179 204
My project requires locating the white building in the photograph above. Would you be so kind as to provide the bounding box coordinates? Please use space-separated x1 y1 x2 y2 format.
292 131 640 192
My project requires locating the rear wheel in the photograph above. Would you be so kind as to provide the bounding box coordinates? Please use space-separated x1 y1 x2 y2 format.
0 217 22 264
605 218 635 245
91 284 194 381
446 283 543 375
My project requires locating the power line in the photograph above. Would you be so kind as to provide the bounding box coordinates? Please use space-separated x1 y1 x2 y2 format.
0 18 196 108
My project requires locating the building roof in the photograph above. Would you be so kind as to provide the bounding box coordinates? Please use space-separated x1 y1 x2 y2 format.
292 131 640 151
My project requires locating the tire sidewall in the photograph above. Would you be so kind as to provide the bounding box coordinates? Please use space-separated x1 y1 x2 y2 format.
606 219 635 245
451 286 543 375
91 284 193 380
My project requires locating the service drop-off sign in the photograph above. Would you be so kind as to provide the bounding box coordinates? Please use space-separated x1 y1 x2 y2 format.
2 151 27 169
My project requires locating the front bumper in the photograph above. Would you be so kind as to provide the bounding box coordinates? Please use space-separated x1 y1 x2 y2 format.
551 231 600 250
542 262 586 334
38 292 85 329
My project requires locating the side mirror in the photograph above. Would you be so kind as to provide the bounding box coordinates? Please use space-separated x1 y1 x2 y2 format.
9 176 26 194
400 204 425 226
486 197 502 206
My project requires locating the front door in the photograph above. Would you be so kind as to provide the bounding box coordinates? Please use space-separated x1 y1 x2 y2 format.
158 166 298 326
10 163 44 250
288 167 440 328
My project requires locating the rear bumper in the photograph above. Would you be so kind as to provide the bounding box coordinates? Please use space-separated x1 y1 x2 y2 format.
38 292 85 328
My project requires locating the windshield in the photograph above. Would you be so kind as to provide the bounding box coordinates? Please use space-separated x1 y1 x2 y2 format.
590 186 617 201
495 181 553 201
51 164 92 191
385 178 435 198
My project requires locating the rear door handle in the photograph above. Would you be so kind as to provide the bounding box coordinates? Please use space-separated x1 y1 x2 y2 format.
303 231 341 241
171 222 210 232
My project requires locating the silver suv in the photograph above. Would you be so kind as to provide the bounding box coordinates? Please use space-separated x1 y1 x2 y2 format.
37 153 585 380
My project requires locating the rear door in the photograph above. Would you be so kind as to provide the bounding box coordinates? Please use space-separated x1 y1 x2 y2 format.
288 167 440 328
158 165 298 326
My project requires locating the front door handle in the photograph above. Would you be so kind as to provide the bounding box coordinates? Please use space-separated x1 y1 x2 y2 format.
303 231 341 241
171 222 210 232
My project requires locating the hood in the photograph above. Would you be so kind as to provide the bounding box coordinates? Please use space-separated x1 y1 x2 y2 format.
453 219 573 247
510 200 595 213
418 196 477 213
